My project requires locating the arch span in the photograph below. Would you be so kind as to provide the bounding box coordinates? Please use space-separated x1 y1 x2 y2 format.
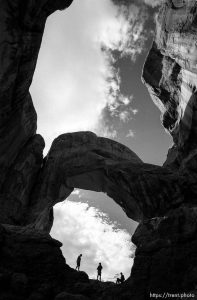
29 131 183 231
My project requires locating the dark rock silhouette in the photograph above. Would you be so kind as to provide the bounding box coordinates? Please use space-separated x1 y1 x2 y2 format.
0 223 89 299
29 131 186 232
1 0 197 299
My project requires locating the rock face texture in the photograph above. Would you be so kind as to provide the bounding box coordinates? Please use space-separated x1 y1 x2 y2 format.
1 0 197 299
30 131 184 231
135 1 197 298
142 0 197 169
0 224 89 300
0 0 73 226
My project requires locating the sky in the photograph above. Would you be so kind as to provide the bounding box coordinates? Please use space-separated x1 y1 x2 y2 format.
31 0 171 282
51 198 136 281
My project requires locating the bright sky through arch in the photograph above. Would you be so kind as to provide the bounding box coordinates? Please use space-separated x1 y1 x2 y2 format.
31 0 171 282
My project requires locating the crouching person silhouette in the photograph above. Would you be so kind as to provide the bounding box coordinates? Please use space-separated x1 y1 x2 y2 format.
116 272 125 284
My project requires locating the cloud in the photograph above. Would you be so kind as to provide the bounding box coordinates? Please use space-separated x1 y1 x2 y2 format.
126 129 135 138
50 200 135 281
72 189 81 197
132 108 138 115
96 122 118 139
143 0 162 8
98 3 149 60
119 111 130 122
31 0 147 154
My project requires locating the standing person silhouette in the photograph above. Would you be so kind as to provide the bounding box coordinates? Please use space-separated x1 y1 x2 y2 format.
76 254 82 271
120 272 125 283
97 262 103 281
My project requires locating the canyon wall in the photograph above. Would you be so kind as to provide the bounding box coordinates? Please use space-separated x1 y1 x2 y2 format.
0 0 197 299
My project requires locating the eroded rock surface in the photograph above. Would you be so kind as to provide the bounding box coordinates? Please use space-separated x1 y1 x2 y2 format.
0 0 73 227
0 224 89 300
0 134 44 225
1 0 197 299
132 1 197 298
30 131 184 231
142 0 197 168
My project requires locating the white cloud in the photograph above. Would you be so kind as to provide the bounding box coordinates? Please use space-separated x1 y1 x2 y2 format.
126 129 135 138
106 96 138 123
119 111 130 122
144 0 162 7
30 0 146 153
50 200 135 281
96 123 118 139
72 189 81 197
97 3 147 59
131 108 138 115
120 95 133 106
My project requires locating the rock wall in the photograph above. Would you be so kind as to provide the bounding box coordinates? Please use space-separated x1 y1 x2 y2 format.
142 0 197 169
1 0 197 299
30 131 184 231
134 0 197 298
0 224 89 300
0 0 73 227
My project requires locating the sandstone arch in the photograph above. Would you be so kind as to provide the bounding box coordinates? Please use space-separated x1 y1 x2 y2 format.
1 0 197 298
28 131 184 231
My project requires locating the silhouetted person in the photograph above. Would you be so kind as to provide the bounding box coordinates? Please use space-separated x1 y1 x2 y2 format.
116 272 125 284
76 254 82 271
120 272 125 283
116 278 120 284
97 263 103 281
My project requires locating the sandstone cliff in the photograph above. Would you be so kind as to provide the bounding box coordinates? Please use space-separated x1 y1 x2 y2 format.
30 131 184 232
0 0 197 299
143 0 197 169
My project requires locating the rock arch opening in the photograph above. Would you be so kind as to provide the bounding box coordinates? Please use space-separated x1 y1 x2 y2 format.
29 131 182 233
50 190 137 282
